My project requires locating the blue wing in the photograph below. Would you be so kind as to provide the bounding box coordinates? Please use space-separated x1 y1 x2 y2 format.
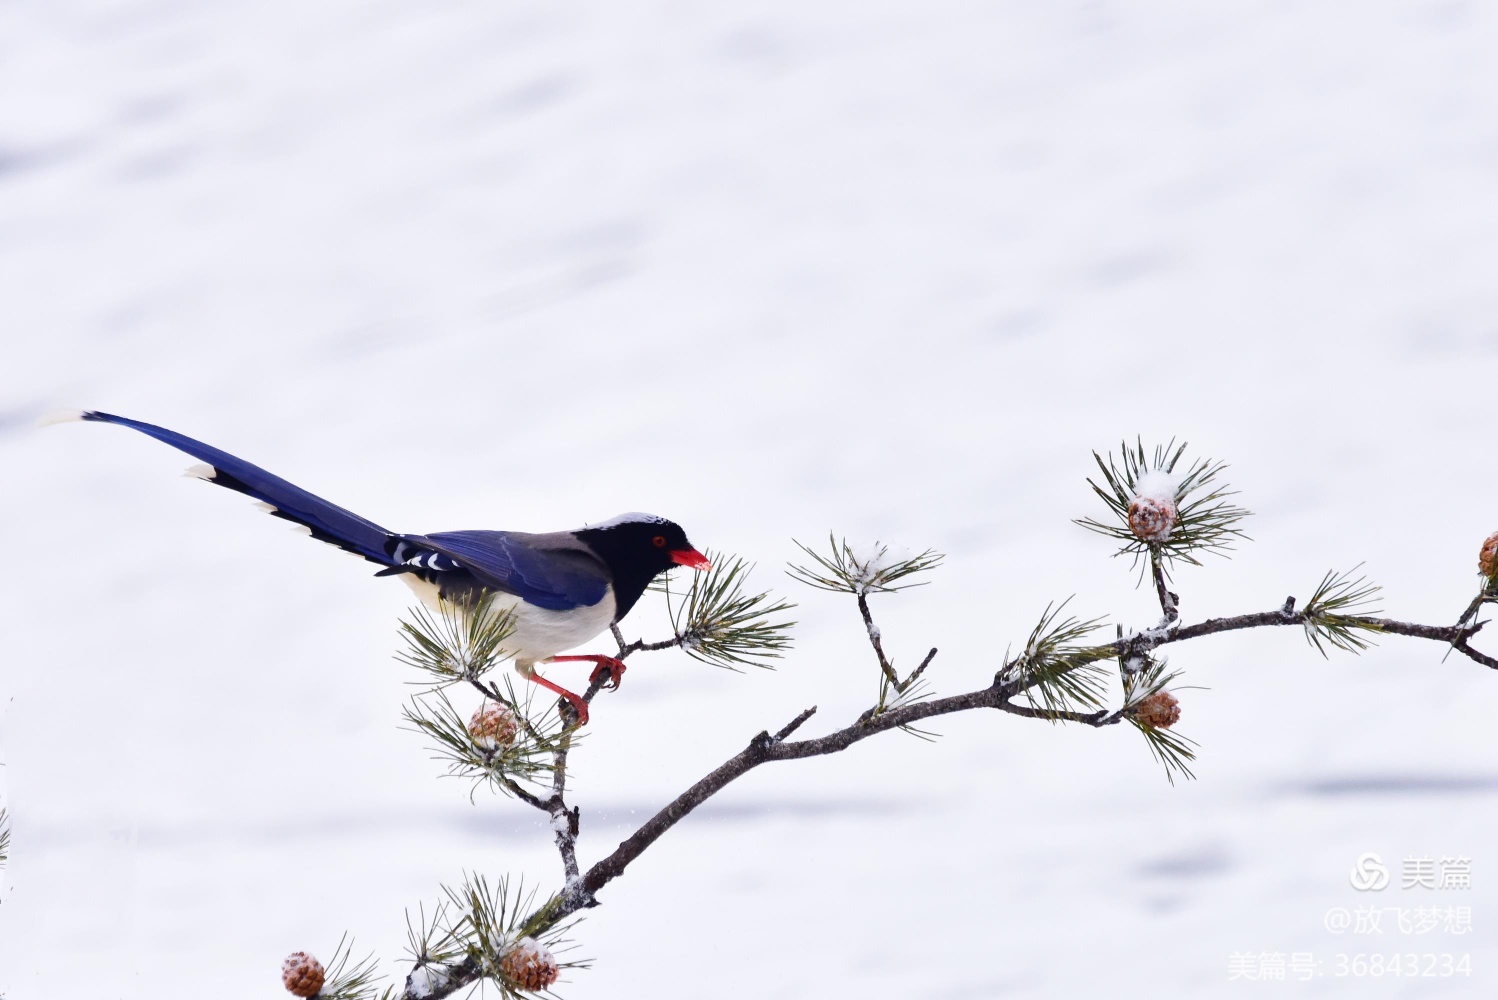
401 530 610 611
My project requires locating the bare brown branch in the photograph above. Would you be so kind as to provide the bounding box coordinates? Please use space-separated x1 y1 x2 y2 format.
1149 554 1179 625
855 592 900 688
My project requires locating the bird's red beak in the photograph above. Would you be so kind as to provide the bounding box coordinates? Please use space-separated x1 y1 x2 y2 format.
670 548 712 571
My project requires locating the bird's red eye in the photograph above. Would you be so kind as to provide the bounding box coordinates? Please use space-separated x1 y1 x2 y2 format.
653 535 666 547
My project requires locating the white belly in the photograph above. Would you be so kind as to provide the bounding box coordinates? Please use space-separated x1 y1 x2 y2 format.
400 576 617 665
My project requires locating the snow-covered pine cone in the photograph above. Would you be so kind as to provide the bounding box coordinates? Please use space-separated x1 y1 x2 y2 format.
1127 495 1177 543
1480 531 1498 580
1133 690 1181 729
499 937 560 992
281 952 325 998
469 701 520 750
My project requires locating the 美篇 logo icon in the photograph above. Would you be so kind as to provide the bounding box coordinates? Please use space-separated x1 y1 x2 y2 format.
1349 852 1390 891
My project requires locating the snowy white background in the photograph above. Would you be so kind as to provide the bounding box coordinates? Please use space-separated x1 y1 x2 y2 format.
3 1 1498 997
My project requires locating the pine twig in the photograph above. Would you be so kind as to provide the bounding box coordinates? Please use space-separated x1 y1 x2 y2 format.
788 535 943 595
773 706 818 741
1075 439 1251 580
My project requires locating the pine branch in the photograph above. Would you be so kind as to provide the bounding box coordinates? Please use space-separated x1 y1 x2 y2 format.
0 807 9 870
790 535 943 727
547 597 1492 926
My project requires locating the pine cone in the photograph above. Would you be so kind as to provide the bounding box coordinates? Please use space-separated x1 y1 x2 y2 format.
1133 690 1181 729
469 701 520 750
500 937 559 992
1127 495 1177 543
281 952 325 998
1480 531 1498 580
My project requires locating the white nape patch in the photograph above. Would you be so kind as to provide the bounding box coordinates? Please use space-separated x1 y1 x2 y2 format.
252 502 278 514
583 511 667 531
35 410 85 427
183 462 218 481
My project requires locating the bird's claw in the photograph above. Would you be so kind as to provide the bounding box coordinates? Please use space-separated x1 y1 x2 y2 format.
522 667 590 726
548 654 627 692
561 694 590 727
590 658 626 690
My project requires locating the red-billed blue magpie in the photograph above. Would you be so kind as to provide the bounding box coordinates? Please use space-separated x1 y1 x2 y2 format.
49 410 711 723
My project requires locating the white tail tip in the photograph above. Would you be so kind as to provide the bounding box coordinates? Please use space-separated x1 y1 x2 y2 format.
183 462 217 481
252 502 278 514
36 409 86 427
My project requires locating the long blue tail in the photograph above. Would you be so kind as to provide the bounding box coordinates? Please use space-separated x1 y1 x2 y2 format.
68 411 397 565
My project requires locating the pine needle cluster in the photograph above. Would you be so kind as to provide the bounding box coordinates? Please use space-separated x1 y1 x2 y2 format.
1301 566 1383 655
788 535 943 595
397 591 516 687
0 807 9 869
1076 439 1250 579
404 874 584 998
1120 652 1198 784
663 552 796 669
316 936 392 1000
999 601 1110 719
400 682 567 802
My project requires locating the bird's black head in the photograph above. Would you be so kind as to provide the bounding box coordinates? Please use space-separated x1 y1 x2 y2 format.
573 512 711 620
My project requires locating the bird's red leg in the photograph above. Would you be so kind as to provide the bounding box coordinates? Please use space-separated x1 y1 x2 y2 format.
546 654 628 690
523 670 589 725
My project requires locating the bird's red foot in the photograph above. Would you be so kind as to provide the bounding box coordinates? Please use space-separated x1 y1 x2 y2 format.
523 670 589 726
548 654 628 691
